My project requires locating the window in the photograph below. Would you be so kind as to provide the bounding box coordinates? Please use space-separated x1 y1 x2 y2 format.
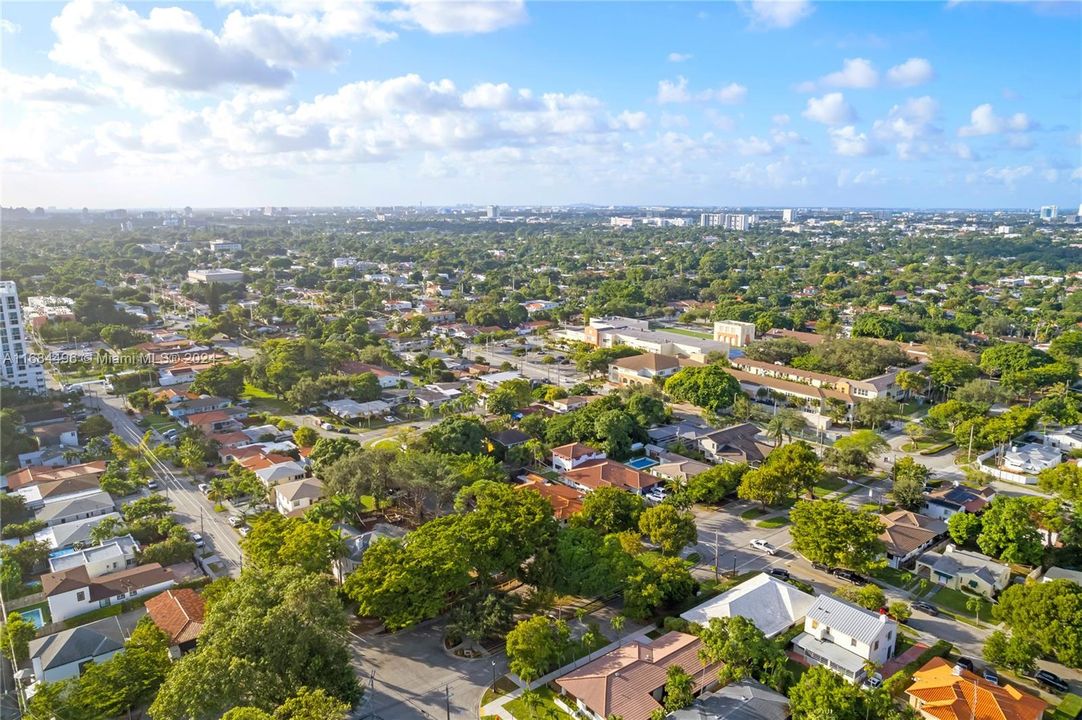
874 640 879 650
811 620 819 629
887 631 892 640
850 638 857 647
76 591 86 602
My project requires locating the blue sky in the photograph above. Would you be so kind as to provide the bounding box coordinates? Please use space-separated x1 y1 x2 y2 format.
1 0 1079 209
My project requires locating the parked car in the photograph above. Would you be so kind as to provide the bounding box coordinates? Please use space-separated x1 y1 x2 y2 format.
320 422 335 431
147 480 159 491
383 415 397 422
645 487 668 502
1034 670 1070 693
238 526 251 537
812 561 830 571
983 669 1000 685
911 601 939 617
190 533 205 549
862 673 883 690
750 539 777 555
954 657 975 672
766 567 790 580
198 483 211 495
339 427 352 434
831 568 867 585
228 515 245 528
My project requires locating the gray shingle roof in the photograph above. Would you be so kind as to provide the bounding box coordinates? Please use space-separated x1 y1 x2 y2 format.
29 616 126 671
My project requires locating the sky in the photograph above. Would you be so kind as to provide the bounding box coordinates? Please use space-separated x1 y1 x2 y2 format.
1 0 1080 209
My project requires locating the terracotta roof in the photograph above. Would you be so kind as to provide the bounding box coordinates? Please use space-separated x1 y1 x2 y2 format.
905 657 1046 720
5 460 108 490
517 475 584 521
563 460 659 492
551 442 603 460
145 588 205 646
185 409 235 425
556 632 720 720
238 452 295 471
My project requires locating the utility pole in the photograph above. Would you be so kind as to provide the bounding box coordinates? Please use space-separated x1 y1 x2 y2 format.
444 686 451 720
713 529 720 582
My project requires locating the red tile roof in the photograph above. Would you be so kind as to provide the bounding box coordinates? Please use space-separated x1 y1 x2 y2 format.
563 460 659 492
145 588 205 646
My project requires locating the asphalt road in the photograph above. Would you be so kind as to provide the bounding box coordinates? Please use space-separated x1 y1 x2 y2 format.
83 386 245 576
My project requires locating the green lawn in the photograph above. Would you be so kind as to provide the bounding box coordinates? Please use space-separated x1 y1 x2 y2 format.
741 507 769 520
895 633 917 657
1054 694 1082 720
662 326 713 339
240 383 294 414
505 687 574 720
812 476 847 498
481 676 518 708
63 603 123 629
872 566 918 590
932 586 993 622
140 413 181 433
757 515 790 529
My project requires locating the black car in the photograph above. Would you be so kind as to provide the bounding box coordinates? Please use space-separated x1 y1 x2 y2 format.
954 657 975 672
812 562 830 571
911 601 939 617
831 568 867 585
1034 669 1070 693
983 669 1000 685
766 568 791 580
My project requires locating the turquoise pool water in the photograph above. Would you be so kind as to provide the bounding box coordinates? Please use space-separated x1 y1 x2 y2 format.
18 608 44 629
626 457 658 470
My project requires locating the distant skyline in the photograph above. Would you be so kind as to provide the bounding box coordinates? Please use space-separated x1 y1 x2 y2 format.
2 0 1080 208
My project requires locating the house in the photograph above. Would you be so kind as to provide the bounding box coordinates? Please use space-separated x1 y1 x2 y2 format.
649 451 712 483
35 490 115 527
29 616 128 683
1046 425 1082 452
33 512 123 550
48 535 139 576
145 588 205 655
517 474 584 521
333 523 408 582
275 477 325 515
550 395 593 413
158 364 198 387
42 562 176 622
607 353 697 387
493 428 531 449
551 443 607 472
166 395 231 419
4 460 108 491
555 631 721 720
183 407 248 434
878 511 947 569
791 595 897 683
905 657 1046 720
562 460 661 495
29 421 80 451
238 453 307 487
324 398 392 420
1001 443 1062 475
12 476 102 511
922 485 995 521
1039 566 1082 586
681 573 816 639
915 544 1010 598
338 361 403 389
698 423 773 466
670 680 790 720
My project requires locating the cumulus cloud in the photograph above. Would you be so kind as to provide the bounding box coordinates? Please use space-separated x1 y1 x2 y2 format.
388 0 526 35
958 103 1034 136
1 18 20 34
735 136 774 156
742 0 814 29
802 92 855 125
873 96 940 144
0 70 113 107
668 52 692 62
821 58 879 89
656 76 747 104
829 125 880 156
977 164 1034 186
886 58 935 87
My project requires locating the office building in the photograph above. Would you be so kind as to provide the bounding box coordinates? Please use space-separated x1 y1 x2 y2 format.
186 269 245 284
713 320 757 347
1039 205 1057 221
782 208 795 223
610 216 634 228
0 281 46 393
486 205 499 219
700 213 757 230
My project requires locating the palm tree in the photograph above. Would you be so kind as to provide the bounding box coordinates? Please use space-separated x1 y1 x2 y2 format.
766 409 806 447
610 614 626 647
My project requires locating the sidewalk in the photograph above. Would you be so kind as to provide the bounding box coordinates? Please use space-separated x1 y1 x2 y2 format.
479 624 652 720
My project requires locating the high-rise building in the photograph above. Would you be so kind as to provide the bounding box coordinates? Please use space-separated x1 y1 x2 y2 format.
486 205 500 219
0 281 46 394
782 208 795 224
1039 205 1058 221
701 213 757 230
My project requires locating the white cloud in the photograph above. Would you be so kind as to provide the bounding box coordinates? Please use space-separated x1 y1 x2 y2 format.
952 142 978 161
772 113 791 126
829 125 879 156
821 58 879 89
1 18 20 34
873 96 940 145
704 110 736 131
742 0 814 29
389 0 526 35
886 58 935 87
958 103 1034 136
0 70 113 107
668 52 692 63
837 168 884 186
802 92 855 125
656 76 746 104
979 165 1033 186
1072 167 1082 181
660 112 690 128
612 110 648 131
735 136 774 156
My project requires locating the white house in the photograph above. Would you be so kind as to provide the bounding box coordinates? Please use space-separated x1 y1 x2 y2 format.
29 616 128 683
35 491 114 527
1001 443 1062 475
324 398 391 420
681 573 815 639
48 535 139 576
792 595 897 683
275 477 325 516
1046 426 1082 452
550 443 607 473
42 563 175 623
915 544 1011 598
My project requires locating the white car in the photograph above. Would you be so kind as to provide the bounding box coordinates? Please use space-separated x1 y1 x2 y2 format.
383 415 397 422
198 483 211 495
645 488 668 502
228 515 245 528
190 533 205 549
320 422 335 431
862 673 883 690
750 539 777 555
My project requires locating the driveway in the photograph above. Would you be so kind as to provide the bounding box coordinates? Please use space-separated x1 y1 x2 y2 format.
350 621 506 720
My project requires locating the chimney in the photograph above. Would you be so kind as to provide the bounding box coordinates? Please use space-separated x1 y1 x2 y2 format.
879 612 888 623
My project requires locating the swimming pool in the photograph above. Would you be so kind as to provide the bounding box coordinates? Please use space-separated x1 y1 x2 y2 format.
17 608 45 629
626 457 658 470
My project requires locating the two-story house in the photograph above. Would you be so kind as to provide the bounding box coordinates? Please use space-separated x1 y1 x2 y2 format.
551 443 607 473
47 535 139 576
275 477 325 516
42 562 176 622
607 353 696 387
792 595 897 683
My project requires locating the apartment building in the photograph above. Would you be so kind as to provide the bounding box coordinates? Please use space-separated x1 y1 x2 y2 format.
0 281 47 393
